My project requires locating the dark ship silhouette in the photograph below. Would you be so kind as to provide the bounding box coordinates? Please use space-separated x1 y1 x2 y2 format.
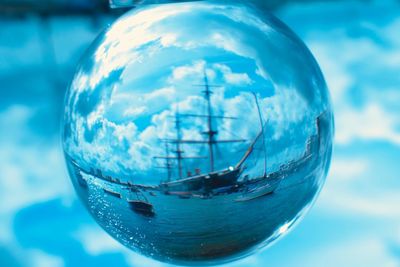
155 72 267 197
128 186 155 217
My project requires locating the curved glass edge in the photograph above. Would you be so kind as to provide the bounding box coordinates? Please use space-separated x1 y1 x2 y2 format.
110 0 201 9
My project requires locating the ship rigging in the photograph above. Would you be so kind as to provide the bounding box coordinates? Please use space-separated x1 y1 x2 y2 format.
155 71 268 194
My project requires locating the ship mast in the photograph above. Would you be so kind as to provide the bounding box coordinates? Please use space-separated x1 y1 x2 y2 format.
156 69 247 180
174 108 184 179
203 71 217 172
235 93 268 173
252 92 267 177
153 106 185 181
155 105 207 181
153 141 173 182
165 142 172 181
189 70 246 173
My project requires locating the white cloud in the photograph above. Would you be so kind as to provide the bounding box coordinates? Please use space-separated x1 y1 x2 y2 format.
67 116 145 173
319 189 400 219
0 105 73 242
65 5 327 180
74 225 123 256
298 237 398 267
0 144 72 214
126 253 166 267
0 105 32 142
116 87 176 118
168 60 252 87
213 63 253 85
29 250 65 267
318 155 400 219
308 41 353 104
75 222 170 267
169 60 206 81
329 158 368 181
123 106 147 117
335 104 400 146
66 80 312 178
69 5 192 97
305 16 400 147
316 152 400 219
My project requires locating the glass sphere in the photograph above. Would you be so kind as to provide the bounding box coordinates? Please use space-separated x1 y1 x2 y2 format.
63 2 334 265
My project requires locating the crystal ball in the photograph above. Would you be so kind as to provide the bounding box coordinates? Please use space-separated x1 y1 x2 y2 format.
63 2 334 265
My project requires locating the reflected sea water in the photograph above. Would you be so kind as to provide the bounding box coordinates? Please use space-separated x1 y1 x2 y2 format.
63 1 334 265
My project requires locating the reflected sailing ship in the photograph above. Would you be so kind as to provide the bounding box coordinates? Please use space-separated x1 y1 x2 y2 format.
65 74 330 217
155 73 270 198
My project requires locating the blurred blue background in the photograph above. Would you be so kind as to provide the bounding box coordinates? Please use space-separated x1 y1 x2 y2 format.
1 0 399 266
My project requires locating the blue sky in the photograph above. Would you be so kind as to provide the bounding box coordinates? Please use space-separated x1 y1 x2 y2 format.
63 2 330 183
0 1 399 267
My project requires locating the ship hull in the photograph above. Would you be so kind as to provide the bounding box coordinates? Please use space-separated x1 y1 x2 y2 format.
103 188 121 198
128 200 155 217
159 168 241 194
235 176 282 202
